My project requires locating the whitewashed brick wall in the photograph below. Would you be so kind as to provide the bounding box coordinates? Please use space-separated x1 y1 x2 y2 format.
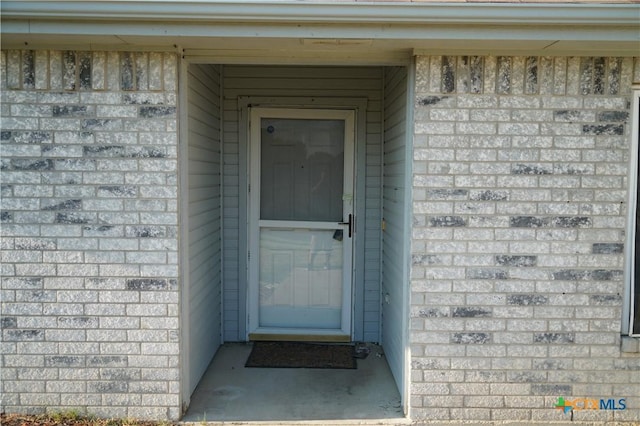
411 56 640 422
0 50 181 420
3 48 640 423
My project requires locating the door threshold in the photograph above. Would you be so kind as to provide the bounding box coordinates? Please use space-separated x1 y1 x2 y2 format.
249 333 350 343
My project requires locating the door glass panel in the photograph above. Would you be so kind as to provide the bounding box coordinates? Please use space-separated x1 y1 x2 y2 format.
259 229 343 329
260 118 345 222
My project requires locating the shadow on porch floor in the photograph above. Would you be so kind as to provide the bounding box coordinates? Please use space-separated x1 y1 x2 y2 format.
182 342 405 424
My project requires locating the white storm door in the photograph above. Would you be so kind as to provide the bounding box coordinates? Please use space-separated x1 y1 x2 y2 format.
248 108 355 339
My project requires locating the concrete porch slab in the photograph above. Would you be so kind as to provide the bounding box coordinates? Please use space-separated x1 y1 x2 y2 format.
182 343 405 424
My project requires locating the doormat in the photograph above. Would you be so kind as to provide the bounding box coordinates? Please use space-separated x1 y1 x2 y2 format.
245 341 357 369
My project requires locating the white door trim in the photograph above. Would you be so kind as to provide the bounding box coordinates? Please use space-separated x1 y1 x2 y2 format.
237 96 368 342
247 107 356 340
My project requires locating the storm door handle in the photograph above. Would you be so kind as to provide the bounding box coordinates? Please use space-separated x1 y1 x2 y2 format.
338 214 353 238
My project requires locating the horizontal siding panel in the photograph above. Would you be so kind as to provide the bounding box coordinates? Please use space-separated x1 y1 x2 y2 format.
187 161 221 176
190 74 221 95
365 197 381 208
366 165 382 178
384 120 406 142
189 198 221 215
189 82 220 104
385 140 405 154
385 71 406 96
190 289 220 321
188 174 221 189
224 88 382 99
189 195 221 210
189 209 222 226
224 77 381 90
190 263 221 288
382 174 403 186
189 247 221 270
187 64 222 392
367 122 382 134
222 121 239 134
383 137 407 155
188 166 221 181
384 147 407 163
191 249 222 268
190 103 220 122
381 66 408 392
189 115 221 138
188 88 219 112
367 111 382 123
224 66 382 79
367 100 383 112
189 93 220 115
188 95 220 115
189 214 221 235
385 95 406 113
188 146 221 162
191 63 221 83
189 213 221 231
381 224 405 245
385 100 408 126
383 165 407 180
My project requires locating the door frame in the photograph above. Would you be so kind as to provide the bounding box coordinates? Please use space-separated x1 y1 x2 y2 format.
247 107 356 340
238 97 368 342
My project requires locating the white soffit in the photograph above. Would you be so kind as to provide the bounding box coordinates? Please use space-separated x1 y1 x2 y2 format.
1 1 639 58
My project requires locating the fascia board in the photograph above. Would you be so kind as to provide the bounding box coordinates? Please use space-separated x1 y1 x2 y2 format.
9 20 638 41
1 1 639 26
2 19 638 56
2 1 638 55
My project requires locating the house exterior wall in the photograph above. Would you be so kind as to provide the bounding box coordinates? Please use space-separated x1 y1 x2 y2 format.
382 65 410 393
410 55 640 422
0 50 182 420
3 48 640 423
184 63 222 397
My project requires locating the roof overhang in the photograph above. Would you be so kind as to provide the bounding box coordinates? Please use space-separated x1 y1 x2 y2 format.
1 1 639 64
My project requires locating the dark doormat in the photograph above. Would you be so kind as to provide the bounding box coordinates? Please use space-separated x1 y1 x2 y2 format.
245 341 357 369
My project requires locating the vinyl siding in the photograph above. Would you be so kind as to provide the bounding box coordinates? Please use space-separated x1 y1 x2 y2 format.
186 64 222 393
382 66 409 390
222 65 383 341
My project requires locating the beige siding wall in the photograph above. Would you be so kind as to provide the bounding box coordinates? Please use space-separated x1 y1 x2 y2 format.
186 64 222 395
381 66 410 392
